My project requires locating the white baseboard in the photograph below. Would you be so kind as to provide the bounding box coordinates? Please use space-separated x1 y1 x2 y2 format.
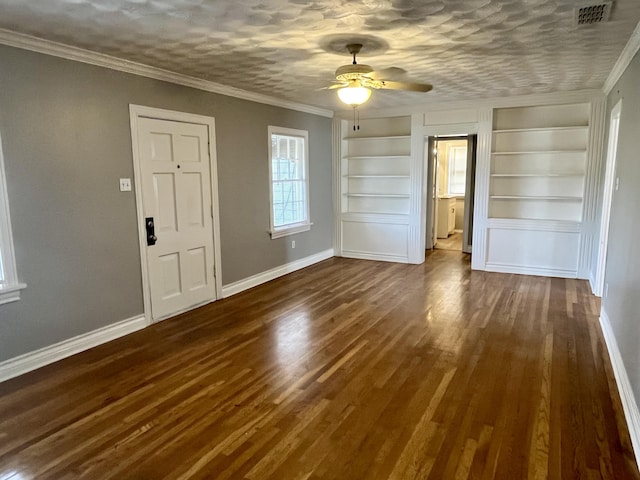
599 308 640 469
221 249 334 298
484 262 577 279
340 250 409 264
0 314 146 383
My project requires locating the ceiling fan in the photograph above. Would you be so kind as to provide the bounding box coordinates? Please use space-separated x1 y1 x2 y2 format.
328 43 433 108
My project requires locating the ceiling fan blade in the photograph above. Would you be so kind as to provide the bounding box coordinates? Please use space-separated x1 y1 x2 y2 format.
380 80 433 92
317 82 348 91
367 67 407 80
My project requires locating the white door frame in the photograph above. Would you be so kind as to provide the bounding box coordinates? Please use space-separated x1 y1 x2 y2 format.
129 104 223 325
423 124 478 253
594 100 622 297
462 135 477 254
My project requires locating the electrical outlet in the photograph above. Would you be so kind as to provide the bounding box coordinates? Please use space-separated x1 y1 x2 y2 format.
605 283 609 297
119 178 132 192
291 240 296 249
615 177 620 191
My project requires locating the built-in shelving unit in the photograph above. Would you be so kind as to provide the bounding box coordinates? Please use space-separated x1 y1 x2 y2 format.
490 104 589 222
339 116 413 262
484 102 592 279
341 117 412 216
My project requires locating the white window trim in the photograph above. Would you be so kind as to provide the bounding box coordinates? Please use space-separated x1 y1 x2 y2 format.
0 130 26 305
268 126 312 239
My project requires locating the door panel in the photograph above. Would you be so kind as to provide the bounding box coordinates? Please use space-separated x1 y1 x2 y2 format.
153 173 178 232
158 253 181 298
183 173 204 227
138 117 215 320
187 247 207 290
149 132 173 162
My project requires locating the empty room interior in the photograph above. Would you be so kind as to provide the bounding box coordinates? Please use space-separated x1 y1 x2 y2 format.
2 1 640 478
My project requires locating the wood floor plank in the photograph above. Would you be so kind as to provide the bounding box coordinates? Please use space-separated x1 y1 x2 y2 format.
0 250 638 479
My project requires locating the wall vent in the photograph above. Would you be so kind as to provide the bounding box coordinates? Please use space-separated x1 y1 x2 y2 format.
574 2 612 25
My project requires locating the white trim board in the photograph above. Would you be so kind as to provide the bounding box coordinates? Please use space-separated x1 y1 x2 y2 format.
0 314 146 383
340 251 409 264
484 262 577 279
0 28 333 119
603 20 640 95
599 308 640 470
221 249 334 298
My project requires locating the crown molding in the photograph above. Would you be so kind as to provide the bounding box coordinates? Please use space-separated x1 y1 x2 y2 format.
336 89 604 120
0 28 334 119
603 20 640 95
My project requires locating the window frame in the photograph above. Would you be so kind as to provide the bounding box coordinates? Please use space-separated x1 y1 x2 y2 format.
0 130 26 305
268 126 312 239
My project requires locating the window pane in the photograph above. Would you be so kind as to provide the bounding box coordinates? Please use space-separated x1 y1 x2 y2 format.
270 129 308 230
448 146 467 195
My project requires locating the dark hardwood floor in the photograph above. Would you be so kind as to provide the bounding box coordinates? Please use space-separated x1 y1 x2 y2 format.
0 250 638 479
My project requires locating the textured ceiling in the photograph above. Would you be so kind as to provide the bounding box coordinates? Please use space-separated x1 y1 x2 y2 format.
0 0 639 111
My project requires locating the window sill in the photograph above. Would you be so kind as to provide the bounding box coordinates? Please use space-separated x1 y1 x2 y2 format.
0 282 27 305
270 222 313 239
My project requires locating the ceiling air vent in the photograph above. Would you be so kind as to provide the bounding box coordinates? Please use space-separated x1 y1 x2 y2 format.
574 2 612 25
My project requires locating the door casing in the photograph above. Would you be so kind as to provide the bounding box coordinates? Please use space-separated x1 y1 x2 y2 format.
425 134 477 253
594 100 622 297
129 105 223 325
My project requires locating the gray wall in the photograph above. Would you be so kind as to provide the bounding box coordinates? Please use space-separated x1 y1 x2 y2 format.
602 49 640 404
0 45 333 362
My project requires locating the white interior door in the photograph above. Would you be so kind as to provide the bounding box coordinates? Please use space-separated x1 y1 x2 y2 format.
138 117 216 320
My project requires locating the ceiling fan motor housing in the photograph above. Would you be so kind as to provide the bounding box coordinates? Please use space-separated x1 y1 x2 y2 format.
335 64 374 82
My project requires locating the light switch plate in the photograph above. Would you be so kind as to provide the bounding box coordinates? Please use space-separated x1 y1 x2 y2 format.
119 178 132 192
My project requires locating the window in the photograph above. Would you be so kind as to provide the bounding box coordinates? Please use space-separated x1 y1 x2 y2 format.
268 126 311 238
0 131 25 304
447 145 467 196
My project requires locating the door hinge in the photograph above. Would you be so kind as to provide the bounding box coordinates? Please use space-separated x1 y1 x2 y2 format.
211 204 214 218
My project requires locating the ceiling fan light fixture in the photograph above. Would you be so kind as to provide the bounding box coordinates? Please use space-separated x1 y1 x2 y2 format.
337 85 372 106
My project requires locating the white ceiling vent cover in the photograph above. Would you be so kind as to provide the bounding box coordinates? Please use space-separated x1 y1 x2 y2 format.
574 2 612 25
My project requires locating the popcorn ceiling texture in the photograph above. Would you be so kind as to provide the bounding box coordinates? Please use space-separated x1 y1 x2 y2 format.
0 0 638 110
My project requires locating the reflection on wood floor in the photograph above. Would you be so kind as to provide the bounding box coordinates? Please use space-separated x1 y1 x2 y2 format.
0 251 638 479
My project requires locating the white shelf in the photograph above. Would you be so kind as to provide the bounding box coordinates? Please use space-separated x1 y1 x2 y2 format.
491 173 584 177
346 193 410 198
492 126 588 134
490 217 584 225
491 150 586 155
490 195 582 201
347 155 411 160
344 135 410 140
345 175 410 178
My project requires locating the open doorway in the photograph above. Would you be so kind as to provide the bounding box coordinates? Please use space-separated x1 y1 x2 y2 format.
426 134 477 254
